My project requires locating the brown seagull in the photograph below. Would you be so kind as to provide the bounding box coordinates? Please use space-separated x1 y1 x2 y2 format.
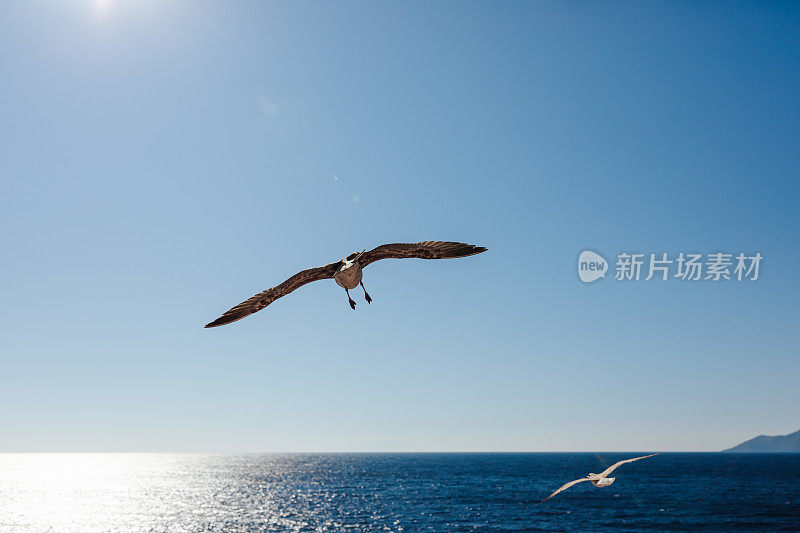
205 241 487 328
538 453 660 504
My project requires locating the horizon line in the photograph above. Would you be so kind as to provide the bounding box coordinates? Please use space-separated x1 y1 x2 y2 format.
0 449 759 454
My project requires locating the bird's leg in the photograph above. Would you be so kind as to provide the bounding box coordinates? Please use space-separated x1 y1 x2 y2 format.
345 288 357 310
359 280 372 304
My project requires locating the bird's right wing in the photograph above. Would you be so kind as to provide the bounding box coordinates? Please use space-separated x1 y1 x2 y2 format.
358 241 487 268
598 453 660 478
204 260 342 328
538 477 592 504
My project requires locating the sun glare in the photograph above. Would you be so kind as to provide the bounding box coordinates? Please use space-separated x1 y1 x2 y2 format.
0 454 148 530
92 0 112 18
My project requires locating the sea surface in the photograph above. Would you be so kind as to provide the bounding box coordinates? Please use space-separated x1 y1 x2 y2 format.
0 453 798 532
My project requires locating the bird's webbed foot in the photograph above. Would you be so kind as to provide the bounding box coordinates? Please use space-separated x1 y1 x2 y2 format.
360 281 372 304
345 289 357 310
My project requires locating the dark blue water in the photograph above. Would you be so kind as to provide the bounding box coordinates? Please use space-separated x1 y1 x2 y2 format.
1 453 798 531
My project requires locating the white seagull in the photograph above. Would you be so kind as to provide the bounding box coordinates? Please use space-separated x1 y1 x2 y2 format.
538 453 660 504
205 241 487 328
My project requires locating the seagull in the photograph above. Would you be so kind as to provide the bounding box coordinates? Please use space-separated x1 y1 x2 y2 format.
204 241 487 328
538 453 660 504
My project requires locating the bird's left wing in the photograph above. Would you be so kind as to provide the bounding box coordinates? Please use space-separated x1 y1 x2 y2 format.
358 241 487 268
598 453 660 478
204 261 341 328
538 477 592 504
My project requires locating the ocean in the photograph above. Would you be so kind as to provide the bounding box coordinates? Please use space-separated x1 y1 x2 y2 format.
0 453 797 531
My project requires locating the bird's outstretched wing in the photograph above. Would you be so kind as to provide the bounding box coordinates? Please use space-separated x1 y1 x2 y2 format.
359 241 487 268
598 453 660 478
538 477 592 504
204 261 342 328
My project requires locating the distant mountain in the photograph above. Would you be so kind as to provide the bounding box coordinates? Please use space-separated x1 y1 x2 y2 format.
723 429 800 453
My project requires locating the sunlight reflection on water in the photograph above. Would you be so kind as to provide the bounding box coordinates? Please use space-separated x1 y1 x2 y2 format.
1 453 798 532
0 454 313 532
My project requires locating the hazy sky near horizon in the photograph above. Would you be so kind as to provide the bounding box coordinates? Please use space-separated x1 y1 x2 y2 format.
1 1 799 452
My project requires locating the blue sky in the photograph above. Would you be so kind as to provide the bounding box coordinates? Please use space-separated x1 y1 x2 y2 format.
1 1 798 452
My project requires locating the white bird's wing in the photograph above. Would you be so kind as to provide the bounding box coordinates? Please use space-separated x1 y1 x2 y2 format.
205 260 342 328
358 241 487 268
598 453 660 478
538 477 592 504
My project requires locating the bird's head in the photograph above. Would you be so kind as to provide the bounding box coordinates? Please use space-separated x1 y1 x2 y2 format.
345 249 367 262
